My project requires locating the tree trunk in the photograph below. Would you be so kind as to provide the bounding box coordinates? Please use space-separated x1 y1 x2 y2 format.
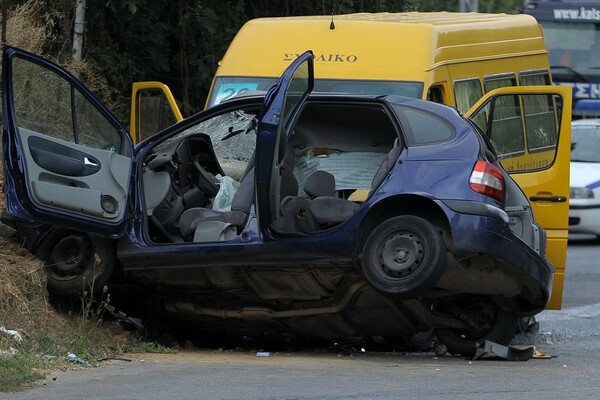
73 0 86 75
2 0 10 45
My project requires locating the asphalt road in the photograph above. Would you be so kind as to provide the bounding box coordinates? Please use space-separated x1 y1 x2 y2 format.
4 236 600 400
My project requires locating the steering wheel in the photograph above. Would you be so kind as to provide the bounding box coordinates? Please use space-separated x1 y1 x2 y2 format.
193 160 220 198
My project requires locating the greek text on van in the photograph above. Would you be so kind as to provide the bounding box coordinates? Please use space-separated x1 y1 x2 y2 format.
283 54 358 62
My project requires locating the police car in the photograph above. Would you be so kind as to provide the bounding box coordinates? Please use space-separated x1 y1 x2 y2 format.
570 119 600 237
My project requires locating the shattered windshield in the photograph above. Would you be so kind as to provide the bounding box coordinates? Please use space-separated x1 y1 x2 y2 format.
153 109 258 178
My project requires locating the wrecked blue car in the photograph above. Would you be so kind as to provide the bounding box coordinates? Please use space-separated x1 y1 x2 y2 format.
1 47 569 355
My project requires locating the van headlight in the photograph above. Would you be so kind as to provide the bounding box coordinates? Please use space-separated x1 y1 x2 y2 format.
570 187 594 199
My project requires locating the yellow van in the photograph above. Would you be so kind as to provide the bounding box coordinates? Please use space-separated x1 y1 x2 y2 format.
207 13 551 107
134 12 570 310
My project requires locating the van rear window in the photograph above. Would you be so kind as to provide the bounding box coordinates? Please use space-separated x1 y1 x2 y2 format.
209 77 423 107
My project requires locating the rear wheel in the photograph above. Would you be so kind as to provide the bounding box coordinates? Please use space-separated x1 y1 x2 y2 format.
361 215 446 299
434 296 518 357
36 230 115 300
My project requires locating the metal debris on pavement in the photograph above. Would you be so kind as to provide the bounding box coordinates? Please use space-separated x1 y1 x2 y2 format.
473 340 551 361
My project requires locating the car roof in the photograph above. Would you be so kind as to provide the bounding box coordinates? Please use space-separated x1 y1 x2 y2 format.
224 90 457 113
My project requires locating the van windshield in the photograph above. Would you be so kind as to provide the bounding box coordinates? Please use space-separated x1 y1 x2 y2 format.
208 77 423 107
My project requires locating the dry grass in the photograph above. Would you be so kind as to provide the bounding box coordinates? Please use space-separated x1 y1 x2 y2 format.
0 163 132 393
0 235 48 339
4 0 47 54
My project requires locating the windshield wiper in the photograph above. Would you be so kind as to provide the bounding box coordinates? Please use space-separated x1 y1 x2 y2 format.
551 65 589 82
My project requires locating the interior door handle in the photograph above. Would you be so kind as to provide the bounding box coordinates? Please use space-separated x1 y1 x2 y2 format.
84 157 99 167
529 195 567 202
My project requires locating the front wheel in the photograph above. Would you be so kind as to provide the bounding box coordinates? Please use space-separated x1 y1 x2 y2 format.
434 296 518 357
35 230 116 300
361 215 446 300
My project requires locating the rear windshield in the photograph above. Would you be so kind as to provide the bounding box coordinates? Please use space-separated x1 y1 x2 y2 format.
208 77 423 107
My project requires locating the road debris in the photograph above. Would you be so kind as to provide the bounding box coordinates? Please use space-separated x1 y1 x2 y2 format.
433 342 447 357
0 326 23 342
66 353 89 365
103 304 143 330
0 347 18 357
473 340 551 361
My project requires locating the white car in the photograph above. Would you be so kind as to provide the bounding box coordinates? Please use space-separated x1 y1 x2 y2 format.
570 119 600 237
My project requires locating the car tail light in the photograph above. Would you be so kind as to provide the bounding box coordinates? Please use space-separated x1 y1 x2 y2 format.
469 160 505 202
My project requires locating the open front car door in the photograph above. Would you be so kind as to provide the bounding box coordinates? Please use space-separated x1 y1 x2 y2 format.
466 85 572 310
2 46 134 238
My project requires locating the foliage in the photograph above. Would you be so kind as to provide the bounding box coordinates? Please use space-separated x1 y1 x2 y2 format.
409 0 523 12
4 0 413 120
124 337 174 354
0 356 45 392
2 0 524 121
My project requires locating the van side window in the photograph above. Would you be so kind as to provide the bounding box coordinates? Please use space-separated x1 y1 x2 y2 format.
519 70 551 86
136 89 178 142
519 71 557 160
454 78 485 128
522 93 559 154
486 94 526 158
484 74 517 92
426 86 443 103
470 93 560 172
453 78 483 113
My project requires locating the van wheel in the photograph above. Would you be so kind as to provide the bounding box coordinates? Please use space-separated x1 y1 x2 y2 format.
361 215 446 299
36 230 115 300
434 296 518 357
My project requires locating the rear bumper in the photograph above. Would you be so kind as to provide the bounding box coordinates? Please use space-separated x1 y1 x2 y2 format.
439 200 553 314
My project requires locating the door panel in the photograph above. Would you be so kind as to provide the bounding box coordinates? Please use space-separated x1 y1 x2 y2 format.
466 85 572 310
2 46 133 237
21 128 130 220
